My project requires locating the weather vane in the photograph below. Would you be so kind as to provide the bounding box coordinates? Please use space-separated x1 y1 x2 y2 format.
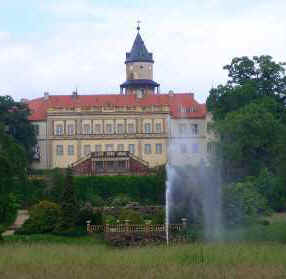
137 20 141 31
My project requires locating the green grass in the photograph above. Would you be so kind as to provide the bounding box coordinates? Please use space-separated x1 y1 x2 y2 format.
1 213 286 278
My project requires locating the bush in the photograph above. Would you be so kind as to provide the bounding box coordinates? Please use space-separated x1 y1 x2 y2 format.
104 215 118 225
222 181 269 226
119 209 144 224
111 194 132 207
151 209 165 224
89 194 105 207
0 193 19 227
18 200 61 234
76 203 103 226
73 175 165 205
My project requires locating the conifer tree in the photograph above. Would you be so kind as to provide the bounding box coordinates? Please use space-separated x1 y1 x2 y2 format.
55 167 79 232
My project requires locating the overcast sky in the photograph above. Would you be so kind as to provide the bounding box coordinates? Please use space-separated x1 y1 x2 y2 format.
0 0 285 103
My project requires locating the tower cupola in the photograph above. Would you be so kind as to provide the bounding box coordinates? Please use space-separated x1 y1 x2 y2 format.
120 23 160 97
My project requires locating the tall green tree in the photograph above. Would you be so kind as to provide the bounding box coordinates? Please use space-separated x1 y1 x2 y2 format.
206 55 286 182
207 55 286 121
0 124 27 237
0 95 37 162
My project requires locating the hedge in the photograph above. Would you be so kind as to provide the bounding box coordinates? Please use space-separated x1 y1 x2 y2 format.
73 175 165 205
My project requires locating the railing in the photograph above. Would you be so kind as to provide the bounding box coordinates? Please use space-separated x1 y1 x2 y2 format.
87 223 183 233
129 153 149 168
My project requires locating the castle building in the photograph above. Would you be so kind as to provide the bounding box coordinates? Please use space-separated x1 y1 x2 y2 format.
27 26 210 175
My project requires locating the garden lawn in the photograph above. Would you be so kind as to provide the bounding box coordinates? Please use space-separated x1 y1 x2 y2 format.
1 239 286 278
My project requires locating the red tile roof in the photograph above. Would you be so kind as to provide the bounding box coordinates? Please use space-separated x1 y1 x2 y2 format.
27 93 206 121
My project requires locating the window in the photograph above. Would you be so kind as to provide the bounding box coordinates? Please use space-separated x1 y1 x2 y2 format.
68 145 74 156
179 123 187 135
191 124 199 135
180 144 187 153
192 143 199 153
56 124 63 136
129 144 135 154
34 124 39 136
96 161 103 170
128 123 135 133
207 142 216 153
105 144 114 151
56 145 63 155
67 124 75 136
84 145 91 156
83 124 91 135
155 143 162 154
94 124 101 134
117 124 124 134
144 123 151 133
118 161 126 168
155 123 162 133
95 144 102 152
144 144 152 154
117 144 124 151
107 161 114 168
106 124 113 134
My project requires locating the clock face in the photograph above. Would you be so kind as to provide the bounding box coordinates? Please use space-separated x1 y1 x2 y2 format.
130 65 133 70
148 66 152 70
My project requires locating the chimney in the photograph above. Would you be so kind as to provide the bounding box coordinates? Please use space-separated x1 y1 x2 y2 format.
168 90 174 96
72 90 78 99
44 92 49 101
20 98 29 103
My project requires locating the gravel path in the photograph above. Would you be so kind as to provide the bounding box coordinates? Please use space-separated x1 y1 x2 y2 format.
2 210 29 236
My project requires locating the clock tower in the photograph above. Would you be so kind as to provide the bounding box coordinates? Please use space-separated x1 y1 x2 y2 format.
120 23 160 97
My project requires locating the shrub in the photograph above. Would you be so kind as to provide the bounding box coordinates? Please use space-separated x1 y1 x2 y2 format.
104 215 118 225
119 209 144 224
18 200 61 234
151 209 165 224
222 181 269 226
0 193 19 227
89 194 105 207
76 203 103 226
54 168 79 233
111 194 132 207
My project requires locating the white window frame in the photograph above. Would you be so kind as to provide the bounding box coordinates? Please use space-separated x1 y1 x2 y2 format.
128 144 135 154
155 143 162 154
144 144 152 154
56 145 63 155
68 145 74 156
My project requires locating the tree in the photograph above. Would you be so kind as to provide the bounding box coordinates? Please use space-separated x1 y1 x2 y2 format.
207 55 286 120
215 99 284 179
55 168 79 233
0 124 27 238
0 95 37 163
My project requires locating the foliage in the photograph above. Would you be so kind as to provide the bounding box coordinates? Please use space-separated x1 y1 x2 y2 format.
76 203 103 227
73 175 165 205
18 200 61 234
104 215 118 225
222 181 269 226
88 194 105 207
151 209 165 224
43 168 66 203
0 124 27 232
0 95 37 163
207 55 286 121
0 193 19 228
54 168 79 233
111 194 132 207
119 209 144 224
245 168 286 212
215 99 284 177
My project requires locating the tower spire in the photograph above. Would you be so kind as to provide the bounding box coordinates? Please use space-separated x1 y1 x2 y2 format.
136 20 141 32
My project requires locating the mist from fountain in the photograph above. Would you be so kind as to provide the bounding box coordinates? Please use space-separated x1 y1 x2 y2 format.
165 117 223 243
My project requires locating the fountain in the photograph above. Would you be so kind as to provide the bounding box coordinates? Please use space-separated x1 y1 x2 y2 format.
166 118 223 244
